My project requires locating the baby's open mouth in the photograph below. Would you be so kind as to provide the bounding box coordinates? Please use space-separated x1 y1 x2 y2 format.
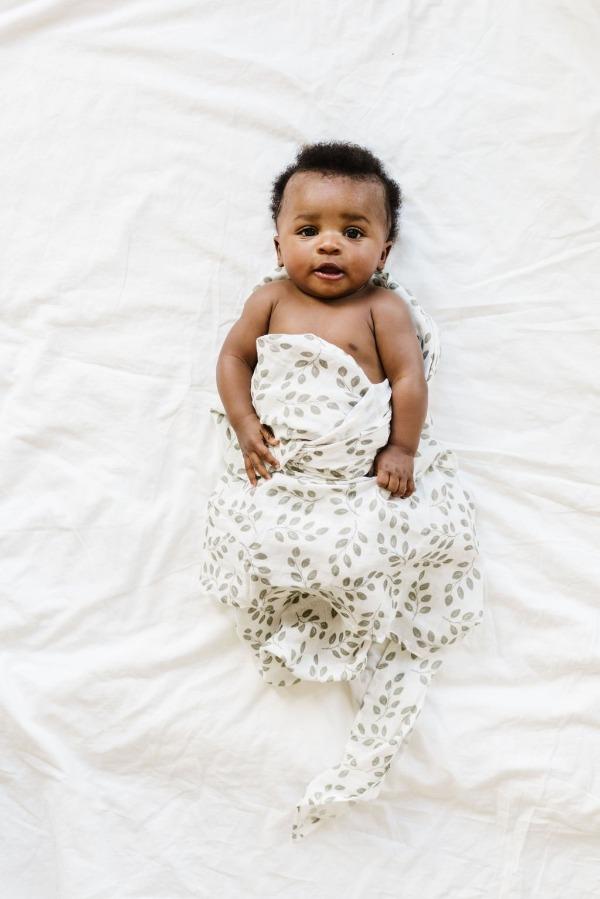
314 264 344 279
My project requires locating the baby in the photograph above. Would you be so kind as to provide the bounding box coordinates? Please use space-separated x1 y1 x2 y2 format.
215 141 427 498
200 141 484 840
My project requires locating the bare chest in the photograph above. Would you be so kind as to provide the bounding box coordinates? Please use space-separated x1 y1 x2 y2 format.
267 297 386 385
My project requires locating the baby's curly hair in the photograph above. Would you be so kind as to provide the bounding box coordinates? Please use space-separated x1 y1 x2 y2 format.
270 141 402 243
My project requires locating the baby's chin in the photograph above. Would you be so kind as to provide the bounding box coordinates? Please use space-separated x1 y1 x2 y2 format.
289 271 373 301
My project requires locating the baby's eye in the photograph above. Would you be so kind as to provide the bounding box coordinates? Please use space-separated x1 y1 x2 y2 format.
345 227 363 239
298 226 317 236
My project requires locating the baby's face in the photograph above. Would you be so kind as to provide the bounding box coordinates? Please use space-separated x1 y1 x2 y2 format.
273 171 393 301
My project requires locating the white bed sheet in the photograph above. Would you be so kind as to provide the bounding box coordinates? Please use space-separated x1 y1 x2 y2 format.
1 1 599 896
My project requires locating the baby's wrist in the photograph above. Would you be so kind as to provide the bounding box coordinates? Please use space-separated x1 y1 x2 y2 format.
386 441 416 457
229 409 259 430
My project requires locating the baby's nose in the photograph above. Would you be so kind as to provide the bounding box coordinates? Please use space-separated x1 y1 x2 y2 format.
318 239 341 253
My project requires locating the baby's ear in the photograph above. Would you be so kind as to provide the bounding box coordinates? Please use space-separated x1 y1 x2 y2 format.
380 240 393 266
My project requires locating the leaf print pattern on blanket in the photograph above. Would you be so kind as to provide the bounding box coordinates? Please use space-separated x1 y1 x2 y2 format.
198 267 485 840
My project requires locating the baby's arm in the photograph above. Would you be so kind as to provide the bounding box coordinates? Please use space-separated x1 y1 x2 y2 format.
216 283 281 485
371 292 428 498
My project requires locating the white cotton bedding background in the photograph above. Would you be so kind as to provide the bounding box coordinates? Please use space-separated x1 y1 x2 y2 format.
0 0 599 896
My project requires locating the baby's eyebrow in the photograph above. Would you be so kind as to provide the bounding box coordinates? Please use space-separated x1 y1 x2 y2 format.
293 212 371 223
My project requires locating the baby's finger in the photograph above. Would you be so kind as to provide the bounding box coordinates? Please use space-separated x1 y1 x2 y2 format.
376 471 389 489
263 432 280 445
260 447 280 469
243 455 257 487
250 452 272 480
260 426 280 445
388 474 400 495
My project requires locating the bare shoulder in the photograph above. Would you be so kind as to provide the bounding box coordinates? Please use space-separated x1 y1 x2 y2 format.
219 279 289 364
245 279 277 306
368 287 424 382
248 278 292 300
369 287 416 333
243 279 290 316
238 280 278 321
248 279 279 298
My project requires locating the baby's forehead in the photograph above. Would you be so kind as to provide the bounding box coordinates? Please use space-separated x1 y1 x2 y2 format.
283 171 386 218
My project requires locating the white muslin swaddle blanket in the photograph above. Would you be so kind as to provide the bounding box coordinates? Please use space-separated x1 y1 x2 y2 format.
199 266 485 840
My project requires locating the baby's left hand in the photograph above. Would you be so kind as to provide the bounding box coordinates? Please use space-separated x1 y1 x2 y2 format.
373 445 416 498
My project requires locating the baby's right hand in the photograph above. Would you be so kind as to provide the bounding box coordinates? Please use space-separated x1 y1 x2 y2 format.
233 412 281 486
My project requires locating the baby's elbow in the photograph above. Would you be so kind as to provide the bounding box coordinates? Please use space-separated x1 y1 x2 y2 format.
391 368 428 392
218 348 253 372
